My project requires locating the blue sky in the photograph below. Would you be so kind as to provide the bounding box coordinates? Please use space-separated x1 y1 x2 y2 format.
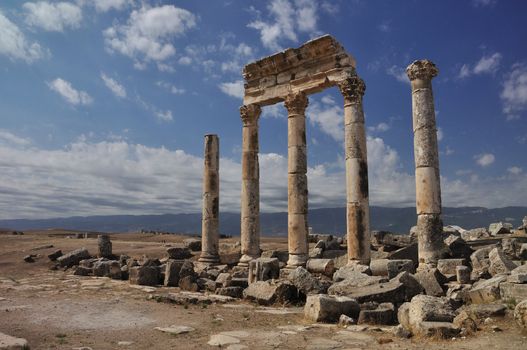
0 0 526 220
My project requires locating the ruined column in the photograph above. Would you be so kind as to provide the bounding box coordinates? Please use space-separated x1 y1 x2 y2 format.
97 234 112 258
338 74 371 265
238 105 262 266
285 92 309 268
406 60 445 267
198 134 220 265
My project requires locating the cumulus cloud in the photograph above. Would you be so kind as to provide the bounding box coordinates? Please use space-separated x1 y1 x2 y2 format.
0 10 47 63
218 80 244 99
93 0 132 13
0 130 31 147
23 1 82 32
47 78 93 106
307 99 344 142
475 153 495 167
155 110 173 122
368 122 390 133
501 63 527 119
386 65 409 84
458 52 502 78
248 0 319 51
103 5 196 68
508 166 523 175
101 73 126 98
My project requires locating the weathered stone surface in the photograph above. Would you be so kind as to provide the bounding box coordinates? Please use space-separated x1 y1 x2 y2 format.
500 282 527 301
514 300 527 329
507 273 527 284
164 260 184 287
73 266 91 276
306 258 335 276
414 267 446 296
93 260 121 279
328 272 386 296
248 258 280 284
444 234 473 259
470 246 493 278
468 275 508 303
166 247 192 260
260 250 289 263
357 303 395 325
288 267 328 295
97 234 112 258
462 303 507 320
216 272 232 288
23 255 34 263
197 278 216 292
437 258 465 277
157 292 235 305
57 248 90 267
519 244 527 260
0 332 29 350
456 265 471 284
387 243 418 266
243 280 297 305
371 231 415 251
304 294 360 323
184 238 201 251
338 314 356 326
329 271 422 304
370 259 414 278
179 276 199 292
453 311 478 335
154 325 195 335
216 286 244 298
129 266 160 286
488 222 512 236
446 283 472 305
47 250 62 261
333 264 371 282
488 248 517 276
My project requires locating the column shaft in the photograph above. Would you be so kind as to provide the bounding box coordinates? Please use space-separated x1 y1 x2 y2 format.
239 105 262 266
285 92 309 268
407 60 445 267
199 134 220 264
338 75 371 265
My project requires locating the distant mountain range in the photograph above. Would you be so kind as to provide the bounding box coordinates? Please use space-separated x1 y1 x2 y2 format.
1 206 525 236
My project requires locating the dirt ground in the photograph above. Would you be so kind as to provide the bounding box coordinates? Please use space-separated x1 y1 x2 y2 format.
1 231 526 350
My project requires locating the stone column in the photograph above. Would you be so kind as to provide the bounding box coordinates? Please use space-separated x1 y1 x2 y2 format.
406 59 444 267
199 134 220 264
97 234 112 258
238 104 262 266
285 92 309 268
338 74 371 265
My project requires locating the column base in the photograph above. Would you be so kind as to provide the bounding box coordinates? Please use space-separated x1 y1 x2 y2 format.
198 253 220 265
286 253 308 268
238 253 258 267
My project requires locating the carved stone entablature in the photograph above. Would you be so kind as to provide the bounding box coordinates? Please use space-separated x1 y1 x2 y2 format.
240 104 262 126
242 35 356 106
406 60 439 81
284 92 308 115
337 74 366 104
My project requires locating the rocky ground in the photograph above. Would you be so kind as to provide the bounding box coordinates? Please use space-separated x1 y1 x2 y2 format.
1 227 527 350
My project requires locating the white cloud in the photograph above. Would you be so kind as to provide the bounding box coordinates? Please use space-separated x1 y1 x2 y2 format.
377 21 391 33
219 80 244 99
155 110 173 122
475 153 495 167
508 166 523 175
156 81 185 95
307 98 343 142
501 63 527 118
47 78 93 106
103 5 196 68
458 52 502 79
93 0 132 13
248 0 319 51
178 56 192 65
23 1 82 32
0 10 47 63
386 65 409 84
436 127 444 141
368 122 390 133
221 42 255 73
0 130 31 147
101 73 126 98
472 0 497 7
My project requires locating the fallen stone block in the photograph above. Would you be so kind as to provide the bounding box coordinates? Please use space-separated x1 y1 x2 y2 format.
468 275 508 304
415 321 460 338
333 264 371 282
328 272 386 296
500 282 527 301
289 267 328 295
370 259 414 278
338 314 356 326
488 248 517 276
306 258 335 276
519 244 527 260
446 283 471 305
97 234 112 258
23 255 35 263
157 292 235 305
215 272 232 288
260 250 289 263
57 247 90 267
164 260 184 287
387 243 418 266
456 265 471 284
183 238 201 251
229 277 248 289
166 247 192 260
248 258 280 284
179 275 199 292
514 300 527 329
129 265 160 286
414 267 447 297
304 294 360 323
357 302 395 325
470 246 493 277
437 258 465 278
329 272 423 304
216 286 244 299
453 311 478 336
461 303 507 320
243 280 298 306
197 278 216 292
93 260 122 279
73 266 91 276
47 250 62 261
489 222 512 236
371 231 415 251
0 332 29 350
444 235 473 259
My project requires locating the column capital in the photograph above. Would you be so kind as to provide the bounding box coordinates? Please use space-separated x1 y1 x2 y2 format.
406 60 439 81
240 104 261 126
337 75 366 104
284 92 308 115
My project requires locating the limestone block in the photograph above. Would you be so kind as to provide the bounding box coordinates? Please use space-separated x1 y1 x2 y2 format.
57 247 90 267
0 332 29 350
414 267 447 297
287 146 307 173
129 266 160 286
243 280 297 305
411 88 436 131
514 300 527 329
328 273 387 296
248 258 280 284
416 214 446 264
500 282 527 301
468 275 507 304
166 247 192 260
456 265 471 284
333 264 371 282
437 258 466 277
488 248 517 276
304 294 360 323
357 303 395 325
287 174 308 214
413 126 439 168
288 267 328 295
306 258 335 276
164 260 184 287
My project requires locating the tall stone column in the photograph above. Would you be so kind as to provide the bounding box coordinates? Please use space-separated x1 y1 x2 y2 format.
285 92 309 268
406 59 445 267
199 134 220 264
238 104 262 266
338 74 371 265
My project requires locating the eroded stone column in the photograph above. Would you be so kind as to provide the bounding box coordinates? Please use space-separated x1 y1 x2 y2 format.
407 60 445 267
238 105 262 266
199 134 220 264
338 74 371 265
285 92 309 268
